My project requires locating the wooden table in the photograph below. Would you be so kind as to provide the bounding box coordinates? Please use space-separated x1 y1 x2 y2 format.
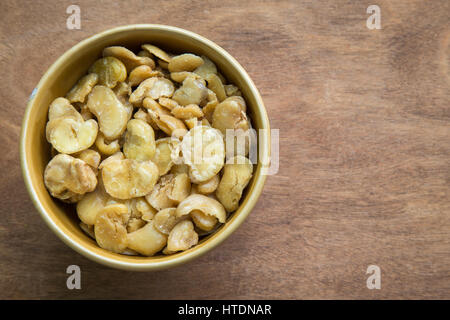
0 0 448 299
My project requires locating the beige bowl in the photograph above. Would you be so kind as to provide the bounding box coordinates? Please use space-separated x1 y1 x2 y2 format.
20 24 270 271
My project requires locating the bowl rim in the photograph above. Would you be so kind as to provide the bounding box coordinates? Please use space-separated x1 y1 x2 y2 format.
20 24 270 271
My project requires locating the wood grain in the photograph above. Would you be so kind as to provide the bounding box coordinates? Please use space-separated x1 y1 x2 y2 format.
0 0 449 299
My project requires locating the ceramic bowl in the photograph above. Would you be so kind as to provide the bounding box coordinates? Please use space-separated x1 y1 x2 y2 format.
20 24 270 271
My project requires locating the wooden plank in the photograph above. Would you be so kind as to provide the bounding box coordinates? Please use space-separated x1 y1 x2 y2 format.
0 0 448 299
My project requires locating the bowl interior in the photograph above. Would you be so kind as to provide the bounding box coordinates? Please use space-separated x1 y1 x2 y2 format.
21 25 269 270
